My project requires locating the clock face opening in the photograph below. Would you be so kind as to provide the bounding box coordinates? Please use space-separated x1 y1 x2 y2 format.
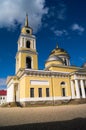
26 30 30 33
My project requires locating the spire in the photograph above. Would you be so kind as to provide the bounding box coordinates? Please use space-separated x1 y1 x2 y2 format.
25 13 28 27
56 43 59 48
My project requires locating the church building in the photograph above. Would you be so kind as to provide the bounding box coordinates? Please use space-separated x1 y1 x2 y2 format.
6 15 86 106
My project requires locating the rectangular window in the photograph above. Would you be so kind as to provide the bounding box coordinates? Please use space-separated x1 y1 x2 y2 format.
38 88 42 97
62 88 66 96
46 88 49 97
30 88 34 97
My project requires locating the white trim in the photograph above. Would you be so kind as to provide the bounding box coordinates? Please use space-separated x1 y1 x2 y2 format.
25 69 70 74
20 97 53 102
54 96 71 100
30 80 49 85
20 96 71 102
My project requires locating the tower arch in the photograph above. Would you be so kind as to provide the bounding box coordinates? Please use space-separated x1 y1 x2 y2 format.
26 57 32 69
26 40 30 48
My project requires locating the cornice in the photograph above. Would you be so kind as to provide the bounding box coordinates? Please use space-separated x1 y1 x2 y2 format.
45 64 81 70
16 50 38 57
18 69 69 79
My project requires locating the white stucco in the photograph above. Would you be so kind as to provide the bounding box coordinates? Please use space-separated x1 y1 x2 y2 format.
7 84 14 102
30 80 49 85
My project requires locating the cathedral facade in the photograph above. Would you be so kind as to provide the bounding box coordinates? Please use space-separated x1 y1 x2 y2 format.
6 15 86 106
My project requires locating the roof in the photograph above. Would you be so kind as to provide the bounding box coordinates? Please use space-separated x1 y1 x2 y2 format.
47 55 63 63
50 47 69 56
0 90 7 96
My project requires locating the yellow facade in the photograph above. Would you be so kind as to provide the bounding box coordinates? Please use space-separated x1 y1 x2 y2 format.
47 66 78 72
18 74 71 102
7 15 86 106
16 52 38 73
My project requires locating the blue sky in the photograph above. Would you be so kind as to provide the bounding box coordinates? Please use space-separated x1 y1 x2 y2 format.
0 0 86 89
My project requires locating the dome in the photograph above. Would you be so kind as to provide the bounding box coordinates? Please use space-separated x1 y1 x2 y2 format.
45 44 70 68
45 55 64 68
47 55 63 63
50 46 69 57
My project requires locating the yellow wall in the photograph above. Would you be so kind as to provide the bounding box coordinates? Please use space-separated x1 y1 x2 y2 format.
45 61 63 68
19 76 52 98
16 52 38 73
48 66 78 73
52 77 71 97
19 77 26 98
19 75 71 99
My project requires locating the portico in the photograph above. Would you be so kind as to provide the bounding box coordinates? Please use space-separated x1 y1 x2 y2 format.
71 73 86 99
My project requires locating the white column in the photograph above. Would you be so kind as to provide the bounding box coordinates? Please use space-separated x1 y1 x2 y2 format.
75 80 80 98
20 38 22 47
24 38 26 47
68 59 70 66
80 80 85 98
34 39 36 50
66 59 68 66
71 80 75 99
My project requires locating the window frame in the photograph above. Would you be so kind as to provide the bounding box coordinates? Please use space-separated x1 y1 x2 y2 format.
38 88 42 97
30 88 34 98
46 88 50 97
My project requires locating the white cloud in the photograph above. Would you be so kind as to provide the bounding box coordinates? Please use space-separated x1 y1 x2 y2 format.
0 78 6 89
54 29 68 37
0 0 48 32
71 23 85 35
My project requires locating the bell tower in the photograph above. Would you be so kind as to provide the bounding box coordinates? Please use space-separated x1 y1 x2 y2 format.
16 14 38 74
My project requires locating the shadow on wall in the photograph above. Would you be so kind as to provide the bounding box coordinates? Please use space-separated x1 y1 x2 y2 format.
0 118 86 130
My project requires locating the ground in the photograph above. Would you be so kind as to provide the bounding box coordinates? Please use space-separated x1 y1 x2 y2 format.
0 104 86 130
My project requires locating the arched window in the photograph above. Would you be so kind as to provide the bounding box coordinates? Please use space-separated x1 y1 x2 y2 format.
60 82 66 96
60 82 65 86
26 57 31 68
26 40 30 48
64 59 67 65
